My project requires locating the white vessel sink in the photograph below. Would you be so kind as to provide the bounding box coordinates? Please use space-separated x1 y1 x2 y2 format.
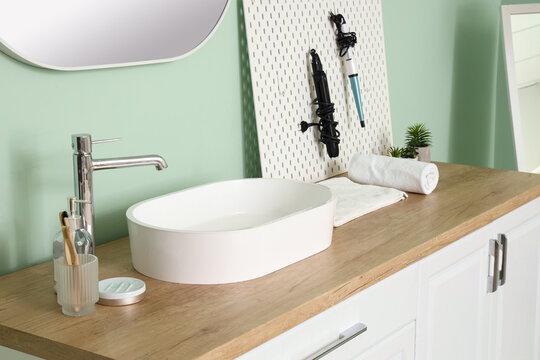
126 178 336 284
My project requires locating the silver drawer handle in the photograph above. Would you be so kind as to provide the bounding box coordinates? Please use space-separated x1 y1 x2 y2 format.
305 322 367 360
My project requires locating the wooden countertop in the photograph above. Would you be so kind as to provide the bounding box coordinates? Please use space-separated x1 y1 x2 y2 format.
1 163 540 360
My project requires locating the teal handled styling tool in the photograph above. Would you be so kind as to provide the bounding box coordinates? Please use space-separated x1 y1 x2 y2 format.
330 13 365 128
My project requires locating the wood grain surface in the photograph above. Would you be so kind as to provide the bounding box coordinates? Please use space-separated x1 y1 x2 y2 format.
1 163 539 360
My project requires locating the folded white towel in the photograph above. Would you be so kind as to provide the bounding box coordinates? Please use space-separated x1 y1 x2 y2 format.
319 177 407 227
348 154 439 195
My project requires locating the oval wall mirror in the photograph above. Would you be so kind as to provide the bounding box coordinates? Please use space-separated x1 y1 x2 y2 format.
0 0 230 71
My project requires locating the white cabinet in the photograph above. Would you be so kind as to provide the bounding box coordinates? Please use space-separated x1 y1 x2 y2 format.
415 222 492 360
416 226 489 360
240 198 540 360
417 236 488 360
495 213 540 360
416 197 540 360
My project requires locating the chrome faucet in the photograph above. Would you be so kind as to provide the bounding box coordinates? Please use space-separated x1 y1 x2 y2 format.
72 133 167 253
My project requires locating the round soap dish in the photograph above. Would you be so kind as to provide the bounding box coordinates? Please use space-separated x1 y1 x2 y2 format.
98 277 146 306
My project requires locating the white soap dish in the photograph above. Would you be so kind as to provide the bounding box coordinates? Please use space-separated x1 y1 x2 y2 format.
98 277 146 306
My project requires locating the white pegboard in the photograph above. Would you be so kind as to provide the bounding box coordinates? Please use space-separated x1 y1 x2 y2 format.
243 0 393 182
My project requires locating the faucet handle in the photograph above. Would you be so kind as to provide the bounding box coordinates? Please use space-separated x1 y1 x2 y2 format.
72 134 121 154
92 137 121 145
67 197 91 216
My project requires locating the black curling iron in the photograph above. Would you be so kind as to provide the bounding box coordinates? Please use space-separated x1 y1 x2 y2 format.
300 49 340 158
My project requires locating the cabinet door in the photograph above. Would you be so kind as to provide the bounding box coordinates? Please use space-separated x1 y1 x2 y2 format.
495 214 540 360
325 322 415 360
416 229 491 360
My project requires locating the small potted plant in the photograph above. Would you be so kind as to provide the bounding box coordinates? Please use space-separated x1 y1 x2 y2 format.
401 146 418 160
405 123 432 162
388 146 403 158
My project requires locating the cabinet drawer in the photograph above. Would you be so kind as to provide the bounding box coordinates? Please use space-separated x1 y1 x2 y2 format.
238 264 418 360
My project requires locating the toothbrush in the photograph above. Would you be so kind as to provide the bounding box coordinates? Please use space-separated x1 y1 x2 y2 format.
330 12 365 128
60 211 79 265
65 225 80 266
58 210 68 228
61 224 81 312
61 225 79 266
61 226 74 266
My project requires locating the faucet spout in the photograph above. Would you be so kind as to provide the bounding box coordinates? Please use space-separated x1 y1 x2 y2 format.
71 134 168 253
93 155 168 171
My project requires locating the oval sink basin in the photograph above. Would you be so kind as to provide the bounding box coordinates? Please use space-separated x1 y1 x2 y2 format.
127 178 336 284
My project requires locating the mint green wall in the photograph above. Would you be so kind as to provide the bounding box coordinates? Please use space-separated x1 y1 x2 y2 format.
0 3 244 275
383 0 517 169
0 0 522 276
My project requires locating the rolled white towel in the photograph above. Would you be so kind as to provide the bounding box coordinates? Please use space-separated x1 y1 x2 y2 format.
348 154 439 195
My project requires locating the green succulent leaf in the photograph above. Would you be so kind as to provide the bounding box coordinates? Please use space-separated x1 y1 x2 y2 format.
405 123 432 148
388 146 403 158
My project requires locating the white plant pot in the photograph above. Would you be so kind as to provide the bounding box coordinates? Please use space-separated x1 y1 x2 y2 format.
416 147 431 162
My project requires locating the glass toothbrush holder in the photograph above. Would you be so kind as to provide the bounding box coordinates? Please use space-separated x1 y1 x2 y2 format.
54 254 99 316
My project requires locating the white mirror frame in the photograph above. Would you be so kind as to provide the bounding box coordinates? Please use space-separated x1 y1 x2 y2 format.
0 1 230 71
501 4 540 172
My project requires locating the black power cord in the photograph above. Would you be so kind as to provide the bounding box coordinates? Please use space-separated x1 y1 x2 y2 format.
329 12 357 57
300 99 340 150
